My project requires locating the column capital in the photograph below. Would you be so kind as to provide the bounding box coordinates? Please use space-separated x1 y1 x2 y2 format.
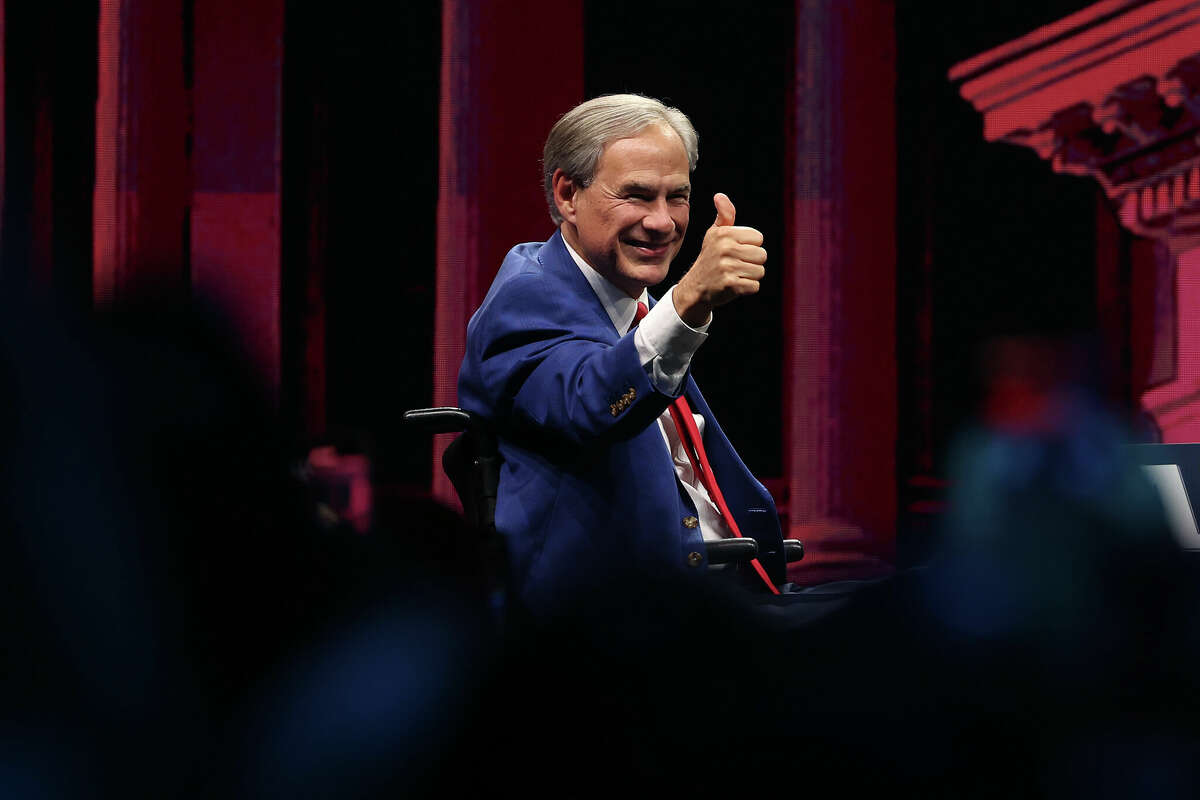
951 0 1200 239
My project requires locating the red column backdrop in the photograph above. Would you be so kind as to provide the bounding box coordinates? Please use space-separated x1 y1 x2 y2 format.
191 0 284 406
94 0 189 305
786 0 898 582
432 0 583 505
95 0 283 403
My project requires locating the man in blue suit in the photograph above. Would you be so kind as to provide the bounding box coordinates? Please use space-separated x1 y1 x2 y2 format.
458 94 784 618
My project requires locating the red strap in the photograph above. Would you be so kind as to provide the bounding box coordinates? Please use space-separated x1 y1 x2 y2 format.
668 397 780 594
634 301 780 594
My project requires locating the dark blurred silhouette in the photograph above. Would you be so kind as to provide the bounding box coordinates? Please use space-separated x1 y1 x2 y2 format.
6 291 1200 798
448 334 1200 798
0 289 491 797
908 335 1200 796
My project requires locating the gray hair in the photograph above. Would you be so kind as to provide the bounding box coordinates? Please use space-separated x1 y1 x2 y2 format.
542 93 699 225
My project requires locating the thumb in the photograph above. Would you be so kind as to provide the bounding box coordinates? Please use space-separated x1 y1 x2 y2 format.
712 192 736 227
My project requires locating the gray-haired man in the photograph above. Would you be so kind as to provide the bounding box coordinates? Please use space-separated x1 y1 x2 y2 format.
458 93 782 616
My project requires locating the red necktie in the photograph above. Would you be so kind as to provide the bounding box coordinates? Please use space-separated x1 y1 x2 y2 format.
634 301 779 594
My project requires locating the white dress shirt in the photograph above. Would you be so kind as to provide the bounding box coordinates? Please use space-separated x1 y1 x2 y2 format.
563 239 733 542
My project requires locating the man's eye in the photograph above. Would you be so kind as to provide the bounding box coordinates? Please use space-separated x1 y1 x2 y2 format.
670 195 690 203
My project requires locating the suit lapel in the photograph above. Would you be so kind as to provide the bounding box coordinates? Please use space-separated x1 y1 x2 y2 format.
538 230 620 342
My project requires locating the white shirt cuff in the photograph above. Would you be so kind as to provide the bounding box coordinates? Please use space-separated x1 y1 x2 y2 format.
633 285 709 395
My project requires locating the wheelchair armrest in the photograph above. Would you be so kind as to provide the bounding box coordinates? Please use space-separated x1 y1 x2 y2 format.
404 407 501 534
404 407 497 452
403 407 475 434
705 538 759 565
783 538 804 562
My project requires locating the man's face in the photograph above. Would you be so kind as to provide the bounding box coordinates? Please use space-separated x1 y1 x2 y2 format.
558 124 691 298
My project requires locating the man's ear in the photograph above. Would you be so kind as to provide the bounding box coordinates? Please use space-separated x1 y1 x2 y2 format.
551 168 579 223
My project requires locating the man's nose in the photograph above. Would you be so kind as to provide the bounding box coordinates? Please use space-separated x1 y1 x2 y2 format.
642 199 675 234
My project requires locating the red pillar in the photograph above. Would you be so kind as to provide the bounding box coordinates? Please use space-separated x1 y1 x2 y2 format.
95 0 283 402
785 0 898 582
190 0 284 405
1141 234 1200 441
432 0 583 504
94 0 189 304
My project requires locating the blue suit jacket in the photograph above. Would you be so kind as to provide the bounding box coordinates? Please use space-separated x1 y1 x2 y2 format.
458 230 785 615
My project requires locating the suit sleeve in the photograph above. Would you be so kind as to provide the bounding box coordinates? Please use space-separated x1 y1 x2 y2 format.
634 285 709 395
459 273 676 447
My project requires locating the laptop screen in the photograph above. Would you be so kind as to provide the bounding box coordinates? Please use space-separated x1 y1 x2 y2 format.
1129 444 1200 550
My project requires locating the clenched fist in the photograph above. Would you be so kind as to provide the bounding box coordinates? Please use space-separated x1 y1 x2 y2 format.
672 193 767 328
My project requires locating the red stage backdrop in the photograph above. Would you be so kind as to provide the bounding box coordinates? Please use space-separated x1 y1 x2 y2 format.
432 0 584 506
95 0 284 404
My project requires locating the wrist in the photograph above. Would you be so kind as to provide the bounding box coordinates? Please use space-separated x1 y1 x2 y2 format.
672 283 712 328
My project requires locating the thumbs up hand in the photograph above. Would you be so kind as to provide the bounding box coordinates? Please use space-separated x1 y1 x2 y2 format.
712 191 737 227
673 193 767 328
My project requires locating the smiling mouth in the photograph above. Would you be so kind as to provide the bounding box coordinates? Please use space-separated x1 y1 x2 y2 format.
623 238 672 257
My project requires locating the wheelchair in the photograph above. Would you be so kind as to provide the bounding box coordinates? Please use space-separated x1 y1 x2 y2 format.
403 407 804 616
